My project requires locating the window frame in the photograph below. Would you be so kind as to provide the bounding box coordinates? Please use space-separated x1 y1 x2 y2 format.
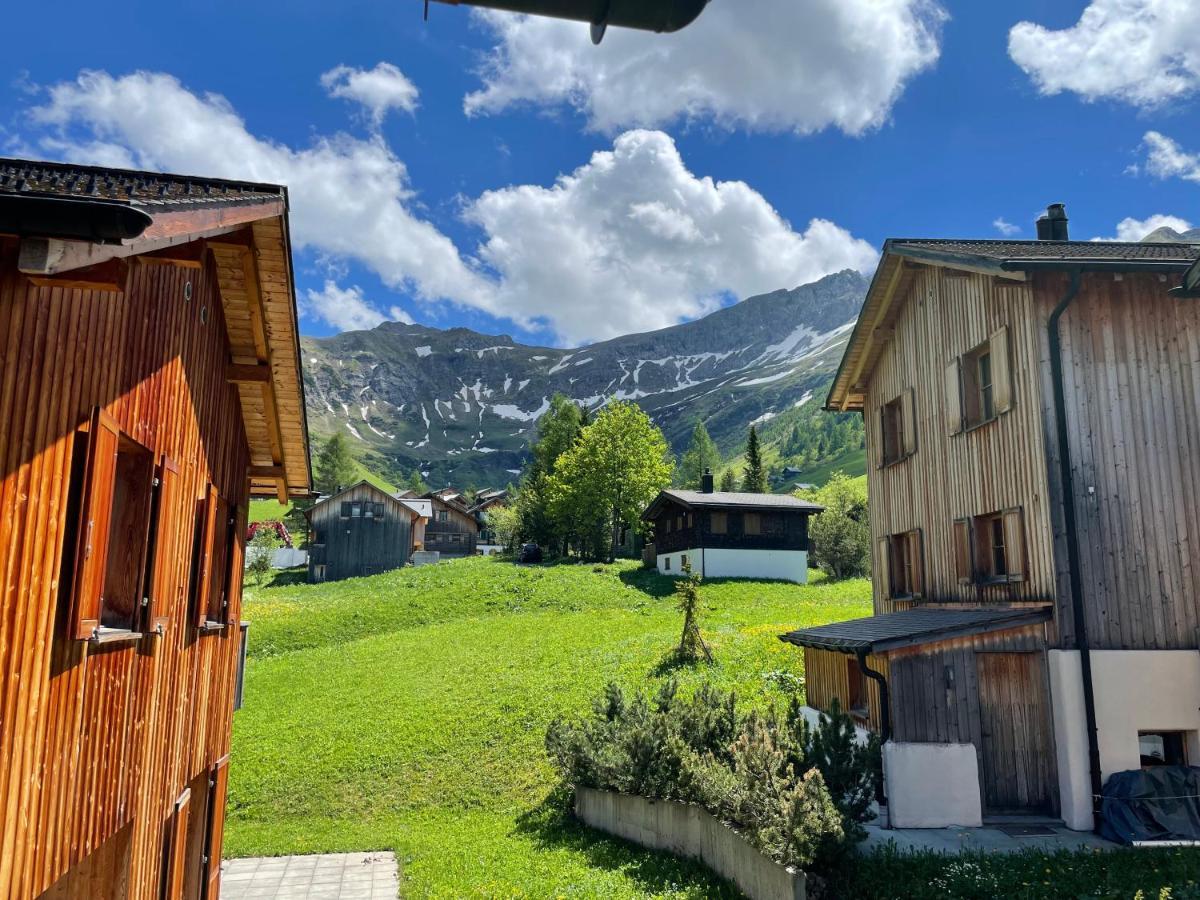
845 657 868 717
954 508 1026 586
710 511 728 535
880 395 905 466
951 327 1013 434
743 512 762 536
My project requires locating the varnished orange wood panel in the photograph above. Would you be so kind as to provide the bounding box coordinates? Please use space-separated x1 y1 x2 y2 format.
0 238 252 900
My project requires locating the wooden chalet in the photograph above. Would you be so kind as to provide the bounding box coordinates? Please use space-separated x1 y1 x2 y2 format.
782 205 1200 830
0 158 311 899
305 481 420 582
423 489 478 557
643 471 822 583
470 488 509 554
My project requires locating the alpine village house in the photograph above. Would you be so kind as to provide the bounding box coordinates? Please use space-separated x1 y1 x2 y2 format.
644 471 823 583
305 481 422 583
0 159 311 899
783 205 1200 831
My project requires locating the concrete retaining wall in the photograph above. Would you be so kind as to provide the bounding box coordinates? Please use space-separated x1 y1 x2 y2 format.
882 742 982 828
574 788 805 900
410 550 440 566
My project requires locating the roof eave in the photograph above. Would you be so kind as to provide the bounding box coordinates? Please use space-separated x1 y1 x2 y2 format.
779 606 1053 654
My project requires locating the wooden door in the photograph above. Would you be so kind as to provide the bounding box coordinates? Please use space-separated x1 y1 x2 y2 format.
977 652 1057 814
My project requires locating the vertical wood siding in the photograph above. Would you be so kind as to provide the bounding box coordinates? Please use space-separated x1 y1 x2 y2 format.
1035 271 1200 650
0 239 251 899
802 647 888 734
863 267 1057 613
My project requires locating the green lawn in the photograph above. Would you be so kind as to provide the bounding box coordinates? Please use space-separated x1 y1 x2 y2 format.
229 558 870 897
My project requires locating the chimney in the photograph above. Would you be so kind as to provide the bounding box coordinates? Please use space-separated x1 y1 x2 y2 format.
1036 203 1069 241
701 468 715 493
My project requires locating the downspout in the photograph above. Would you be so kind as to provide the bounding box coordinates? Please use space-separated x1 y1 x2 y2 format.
857 649 890 807
1047 269 1104 825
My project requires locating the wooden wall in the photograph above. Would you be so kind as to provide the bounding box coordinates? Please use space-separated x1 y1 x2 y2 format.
803 647 888 735
0 239 250 899
308 484 413 581
653 505 810 556
1034 271 1200 651
425 499 478 556
863 266 1058 613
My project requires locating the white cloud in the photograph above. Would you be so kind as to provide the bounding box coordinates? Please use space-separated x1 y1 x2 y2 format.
1094 214 1195 243
27 70 493 311
1141 130 1200 182
303 280 412 331
1008 0 1200 107
464 0 945 136
21 71 876 345
993 218 1020 237
464 129 878 345
320 63 419 126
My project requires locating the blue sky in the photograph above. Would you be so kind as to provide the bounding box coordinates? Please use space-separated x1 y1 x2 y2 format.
3 0 1198 346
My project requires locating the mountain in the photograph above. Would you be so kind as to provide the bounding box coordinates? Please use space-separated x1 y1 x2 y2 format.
301 269 870 488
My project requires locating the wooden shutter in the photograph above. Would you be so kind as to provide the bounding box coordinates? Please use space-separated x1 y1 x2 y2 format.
876 406 887 469
1003 507 1026 582
908 528 924 599
145 457 181 635
207 497 231 625
163 787 191 900
220 503 245 624
945 358 964 435
953 518 973 585
203 755 230 900
194 485 219 628
877 537 892 596
990 326 1013 414
901 388 918 457
70 408 121 640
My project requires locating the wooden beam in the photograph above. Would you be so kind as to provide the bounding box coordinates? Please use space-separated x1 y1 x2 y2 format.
135 242 207 268
249 465 285 479
276 477 288 506
227 364 272 385
23 258 128 292
235 243 288 491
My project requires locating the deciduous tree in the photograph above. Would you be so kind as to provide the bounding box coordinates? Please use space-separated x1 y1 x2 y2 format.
677 420 721 490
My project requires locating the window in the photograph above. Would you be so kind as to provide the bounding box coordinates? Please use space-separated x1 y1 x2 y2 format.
340 502 351 519
1139 731 1190 767
664 556 671 571
188 485 238 628
881 529 924 599
351 502 363 518
846 657 868 716
744 512 762 536
947 328 1012 433
681 554 690 571
665 517 673 534
314 565 327 582
676 515 684 530
67 409 159 640
880 390 916 466
364 502 375 519
953 508 1026 585
437 509 449 523
710 511 728 535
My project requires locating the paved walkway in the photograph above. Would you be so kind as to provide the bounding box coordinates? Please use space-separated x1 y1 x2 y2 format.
863 823 1117 854
221 852 401 899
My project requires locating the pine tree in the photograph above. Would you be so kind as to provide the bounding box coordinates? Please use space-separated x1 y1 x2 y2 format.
742 426 767 493
719 469 737 492
407 470 428 495
675 564 713 663
677 420 721 489
314 432 357 495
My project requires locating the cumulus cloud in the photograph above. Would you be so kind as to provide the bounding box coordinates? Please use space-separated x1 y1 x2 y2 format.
20 71 877 345
1008 0 1200 107
27 70 493 310
993 218 1020 237
1140 130 1200 182
1094 213 1195 242
303 280 413 331
464 0 945 136
320 63 419 126
464 129 878 345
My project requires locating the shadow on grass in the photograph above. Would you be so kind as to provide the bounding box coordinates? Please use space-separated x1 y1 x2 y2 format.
262 567 308 589
514 787 740 899
650 647 714 677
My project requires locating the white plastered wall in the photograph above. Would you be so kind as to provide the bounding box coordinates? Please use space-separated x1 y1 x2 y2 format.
883 742 983 828
1049 649 1200 831
656 548 808 583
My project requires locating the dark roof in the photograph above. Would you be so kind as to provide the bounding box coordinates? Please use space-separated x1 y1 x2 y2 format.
306 480 417 518
889 238 1199 272
0 157 285 211
643 489 823 520
779 605 1052 654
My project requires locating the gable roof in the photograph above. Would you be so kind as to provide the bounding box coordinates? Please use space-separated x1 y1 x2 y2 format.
827 238 1200 412
779 605 1052 654
307 481 419 520
399 498 433 520
642 489 823 520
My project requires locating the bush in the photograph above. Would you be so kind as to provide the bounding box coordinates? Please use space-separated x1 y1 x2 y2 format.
546 680 881 873
808 473 870 579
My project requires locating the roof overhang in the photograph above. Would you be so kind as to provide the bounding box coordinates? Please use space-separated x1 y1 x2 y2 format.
826 240 1199 412
779 605 1053 655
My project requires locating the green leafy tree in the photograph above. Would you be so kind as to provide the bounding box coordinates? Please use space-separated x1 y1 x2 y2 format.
808 472 870 579
247 526 282 586
675 565 712 663
742 426 767 493
677 420 721 489
532 394 584 476
314 432 357 495
485 504 521 553
406 470 428 495
719 469 737 492
517 395 587 555
548 402 673 561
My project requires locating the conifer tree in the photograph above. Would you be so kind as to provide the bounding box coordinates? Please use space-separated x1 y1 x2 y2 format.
314 432 357 495
742 426 767 493
678 420 721 489
719 469 737 492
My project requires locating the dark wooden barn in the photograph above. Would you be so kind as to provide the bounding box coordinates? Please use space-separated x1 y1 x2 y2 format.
306 481 418 582
423 490 479 557
0 158 311 899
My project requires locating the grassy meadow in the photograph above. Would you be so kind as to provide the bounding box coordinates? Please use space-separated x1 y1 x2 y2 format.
228 557 869 897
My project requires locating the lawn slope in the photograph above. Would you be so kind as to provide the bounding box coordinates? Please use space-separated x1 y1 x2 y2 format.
229 558 870 898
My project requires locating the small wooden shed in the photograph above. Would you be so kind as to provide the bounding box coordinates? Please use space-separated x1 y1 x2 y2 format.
306 481 419 582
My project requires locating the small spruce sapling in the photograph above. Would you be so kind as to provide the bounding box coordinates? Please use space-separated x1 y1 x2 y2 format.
675 564 713 663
